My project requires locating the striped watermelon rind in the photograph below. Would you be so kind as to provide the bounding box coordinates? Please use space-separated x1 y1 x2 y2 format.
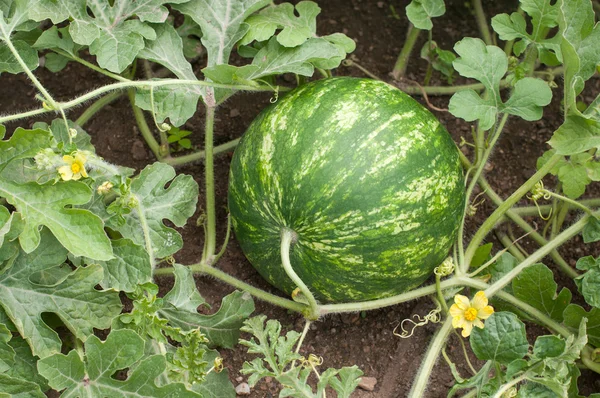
228 77 465 303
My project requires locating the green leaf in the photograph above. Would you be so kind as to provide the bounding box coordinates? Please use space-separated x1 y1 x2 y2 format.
533 335 566 359
548 115 600 156
191 349 236 397
502 78 553 121
34 118 94 151
0 323 13 372
536 149 565 175
163 264 207 312
558 0 600 114
173 0 271 68
38 329 202 397
135 23 202 127
29 0 189 73
6 336 48 391
512 263 572 322
240 1 321 47
107 162 199 259
135 84 201 127
582 216 600 243
0 128 112 259
32 26 79 55
449 38 551 130
204 36 350 83
517 382 560 397
557 162 590 199
471 242 493 268
563 304 600 347
0 229 121 358
138 23 196 81
160 290 254 348
470 312 529 365
176 15 204 59
0 1 38 36
447 361 494 398
43 52 68 72
320 366 363 398
90 238 152 292
0 374 44 398
1 174 113 260
405 0 445 30
0 40 38 74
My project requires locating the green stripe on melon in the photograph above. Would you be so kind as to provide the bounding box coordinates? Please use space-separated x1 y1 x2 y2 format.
228 77 464 303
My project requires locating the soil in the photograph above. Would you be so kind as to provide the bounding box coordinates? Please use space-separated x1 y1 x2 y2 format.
1 0 600 397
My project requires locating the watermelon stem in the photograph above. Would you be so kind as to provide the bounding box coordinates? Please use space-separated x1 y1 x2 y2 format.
154 263 308 313
202 103 217 264
458 113 509 273
459 152 580 279
280 228 320 320
392 23 421 80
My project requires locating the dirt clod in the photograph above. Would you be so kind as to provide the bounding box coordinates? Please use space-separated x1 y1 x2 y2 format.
358 376 378 391
235 382 251 396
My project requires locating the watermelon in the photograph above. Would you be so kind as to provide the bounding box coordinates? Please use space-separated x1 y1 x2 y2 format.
228 77 464 303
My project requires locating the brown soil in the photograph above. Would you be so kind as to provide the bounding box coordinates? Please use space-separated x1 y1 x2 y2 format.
1 0 600 397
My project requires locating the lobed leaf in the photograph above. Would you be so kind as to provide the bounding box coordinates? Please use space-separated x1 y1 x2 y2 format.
240 1 321 47
107 162 199 259
38 329 202 397
29 0 189 73
0 229 121 358
173 0 271 68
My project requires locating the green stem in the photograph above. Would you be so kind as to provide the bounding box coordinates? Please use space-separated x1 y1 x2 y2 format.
154 263 307 313
493 374 526 398
127 89 162 159
1 32 57 108
162 138 240 167
463 154 562 268
75 91 123 127
508 198 600 217
459 113 510 273
400 79 511 96
408 318 453 397
435 273 448 314
469 168 580 279
319 277 463 315
546 191 594 215
393 24 421 80
280 228 320 320
0 79 285 125
203 104 217 263
472 0 493 45
485 214 589 297
497 232 526 261
423 30 434 86
53 49 129 82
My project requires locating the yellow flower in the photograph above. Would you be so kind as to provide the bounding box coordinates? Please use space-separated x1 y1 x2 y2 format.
58 153 88 181
449 291 494 337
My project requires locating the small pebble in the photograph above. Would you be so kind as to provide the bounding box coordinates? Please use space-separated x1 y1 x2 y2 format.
230 108 240 118
235 382 251 396
358 376 377 391
377 1 384 7
236 376 243 382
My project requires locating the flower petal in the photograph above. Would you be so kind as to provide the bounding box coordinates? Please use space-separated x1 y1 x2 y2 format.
471 291 488 310
58 165 73 181
454 294 470 310
62 155 74 163
80 166 88 178
452 316 466 329
473 319 484 329
449 303 464 318
74 153 87 163
478 305 494 320
461 322 473 338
